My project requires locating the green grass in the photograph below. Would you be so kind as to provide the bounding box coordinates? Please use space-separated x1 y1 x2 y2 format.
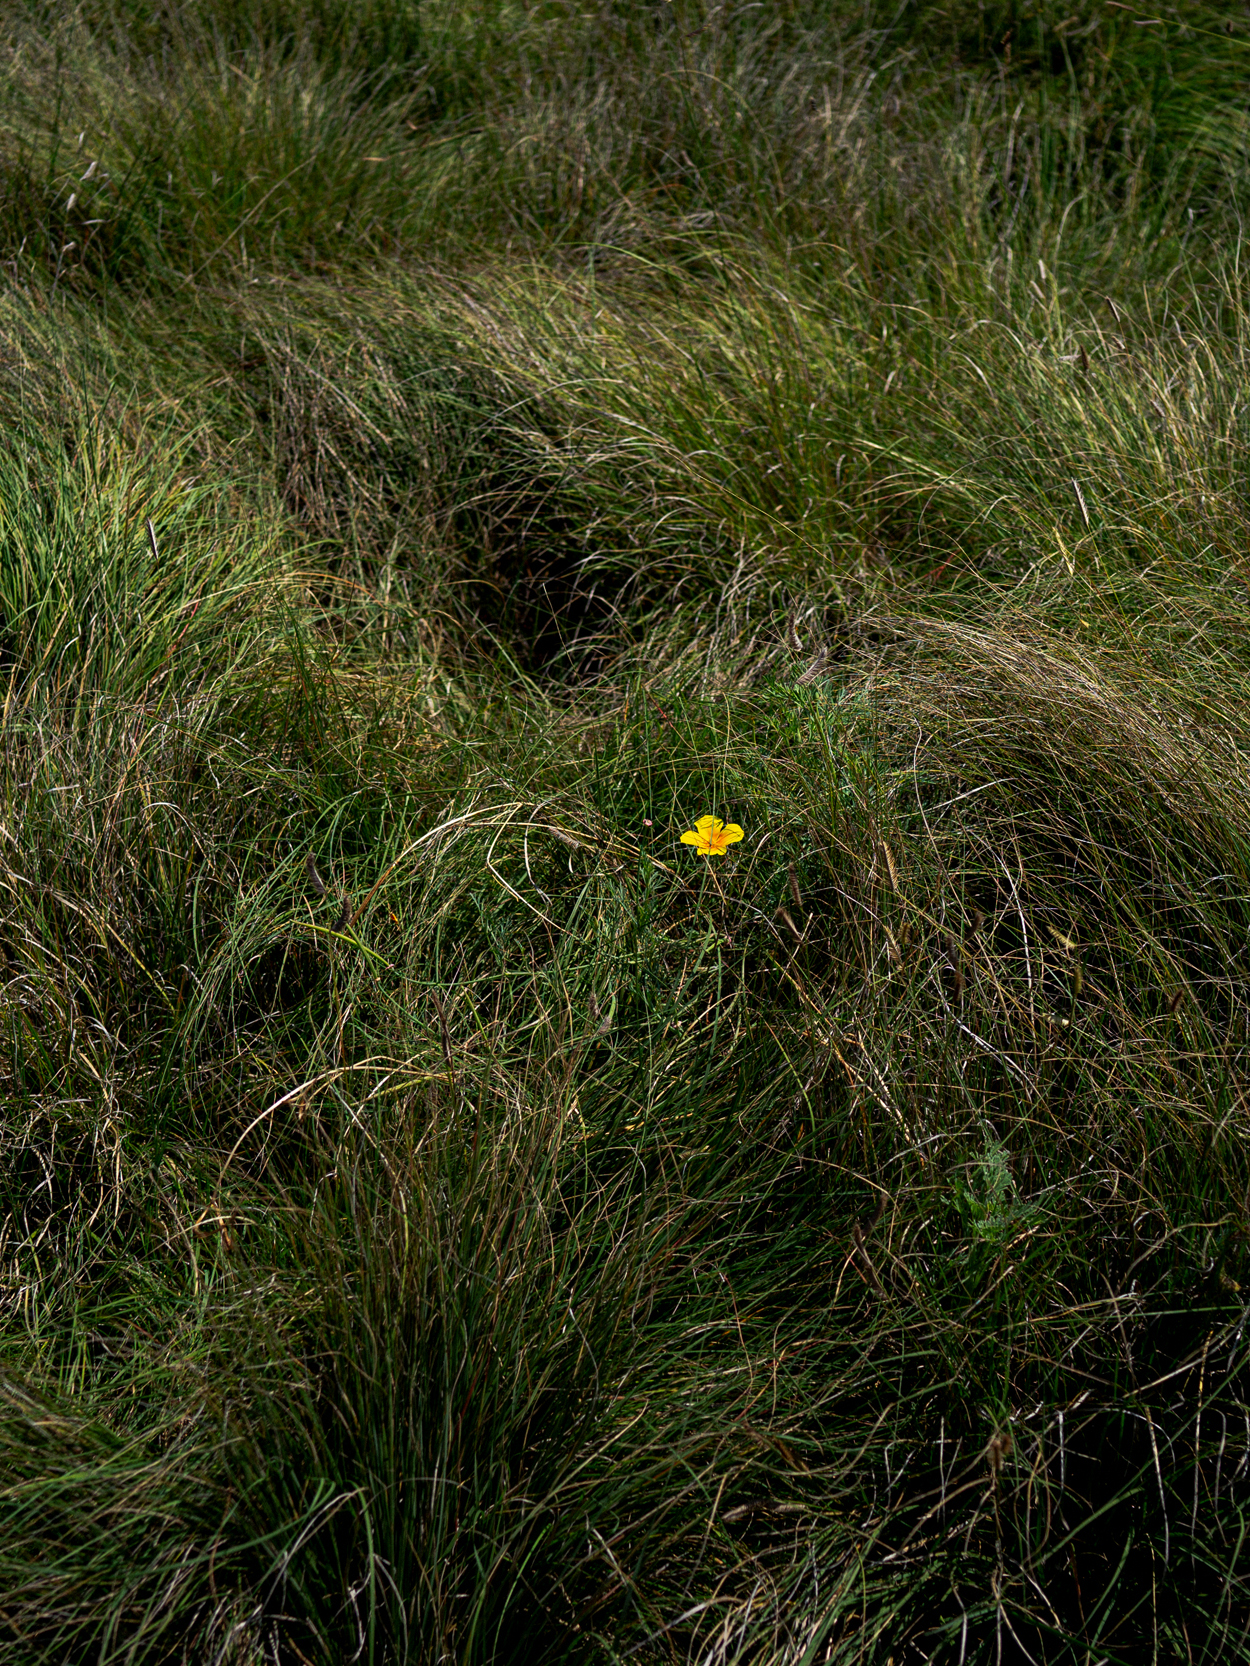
3 2 1250 1661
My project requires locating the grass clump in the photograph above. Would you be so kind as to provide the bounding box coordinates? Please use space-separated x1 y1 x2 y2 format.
3 2 1250 1661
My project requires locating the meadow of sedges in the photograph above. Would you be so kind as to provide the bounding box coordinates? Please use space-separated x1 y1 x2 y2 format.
2 1 1250 1661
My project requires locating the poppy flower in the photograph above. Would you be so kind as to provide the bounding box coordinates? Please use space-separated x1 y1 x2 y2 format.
680 814 744 856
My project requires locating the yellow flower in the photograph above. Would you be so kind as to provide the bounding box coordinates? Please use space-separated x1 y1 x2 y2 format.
680 814 744 857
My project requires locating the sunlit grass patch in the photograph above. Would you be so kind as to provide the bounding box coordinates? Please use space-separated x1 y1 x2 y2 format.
4 2 1250 1659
